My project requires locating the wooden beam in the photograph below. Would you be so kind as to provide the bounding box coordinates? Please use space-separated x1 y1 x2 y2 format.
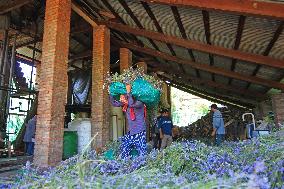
202 10 215 81
71 23 92 35
100 0 144 47
169 82 251 109
162 77 254 109
140 0 284 20
151 63 266 99
228 15 246 85
0 0 32 14
71 2 97 27
171 6 199 77
246 21 284 89
141 1 185 73
97 21 284 69
161 74 257 106
69 50 92 61
117 0 159 50
116 40 284 90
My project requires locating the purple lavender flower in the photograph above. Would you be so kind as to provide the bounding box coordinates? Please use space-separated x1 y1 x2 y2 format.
254 161 267 173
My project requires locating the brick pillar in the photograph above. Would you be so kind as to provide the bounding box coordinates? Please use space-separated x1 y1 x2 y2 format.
92 25 110 150
33 0 71 167
137 61 147 73
120 48 132 73
271 93 284 128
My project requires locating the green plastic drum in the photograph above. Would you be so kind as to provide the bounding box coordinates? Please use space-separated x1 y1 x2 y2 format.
63 131 78 159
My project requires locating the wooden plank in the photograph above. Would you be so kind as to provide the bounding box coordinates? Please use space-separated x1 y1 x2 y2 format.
140 0 284 20
228 15 246 85
0 0 32 14
162 75 257 107
171 5 199 77
71 2 97 27
141 1 185 72
246 21 284 89
98 21 284 69
116 40 284 90
118 0 160 50
150 63 266 99
163 77 254 109
202 10 215 81
100 0 144 47
170 83 251 109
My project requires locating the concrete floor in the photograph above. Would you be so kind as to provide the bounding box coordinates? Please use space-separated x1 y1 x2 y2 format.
0 156 33 183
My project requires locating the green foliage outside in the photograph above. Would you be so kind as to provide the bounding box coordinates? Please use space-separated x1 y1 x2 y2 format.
7 115 24 142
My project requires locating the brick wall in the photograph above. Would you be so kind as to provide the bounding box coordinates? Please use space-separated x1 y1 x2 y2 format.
120 48 132 73
92 25 110 150
272 93 284 128
33 0 71 167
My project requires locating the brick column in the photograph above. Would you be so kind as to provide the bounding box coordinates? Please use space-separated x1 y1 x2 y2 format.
34 0 71 167
120 48 132 73
136 61 147 73
92 25 110 150
271 93 284 128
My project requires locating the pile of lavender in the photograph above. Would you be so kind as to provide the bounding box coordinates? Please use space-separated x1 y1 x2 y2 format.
2 130 283 189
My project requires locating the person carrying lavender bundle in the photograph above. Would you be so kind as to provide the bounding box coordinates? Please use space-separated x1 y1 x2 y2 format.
110 84 147 159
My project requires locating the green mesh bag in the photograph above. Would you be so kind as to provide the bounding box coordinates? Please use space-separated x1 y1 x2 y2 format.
131 78 161 107
109 82 127 100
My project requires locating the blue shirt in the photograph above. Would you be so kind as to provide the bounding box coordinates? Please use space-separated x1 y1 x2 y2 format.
110 94 146 135
213 110 225 134
158 116 173 136
23 116 37 142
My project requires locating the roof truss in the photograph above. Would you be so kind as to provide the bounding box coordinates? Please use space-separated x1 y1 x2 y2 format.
97 20 284 69
0 0 32 14
140 0 284 20
115 39 284 90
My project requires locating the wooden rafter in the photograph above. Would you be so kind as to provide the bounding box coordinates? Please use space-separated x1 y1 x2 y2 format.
228 15 246 85
97 21 284 69
80 0 104 19
115 39 284 90
0 0 32 14
72 2 97 27
160 74 257 106
246 21 284 89
159 75 254 108
100 0 144 47
202 10 215 81
140 0 284 20
117 0 159 51
140 1 185 73
69 50 92 61
150 63 266 99
71 23 92 35
171 6 200 77
169 82 252 109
